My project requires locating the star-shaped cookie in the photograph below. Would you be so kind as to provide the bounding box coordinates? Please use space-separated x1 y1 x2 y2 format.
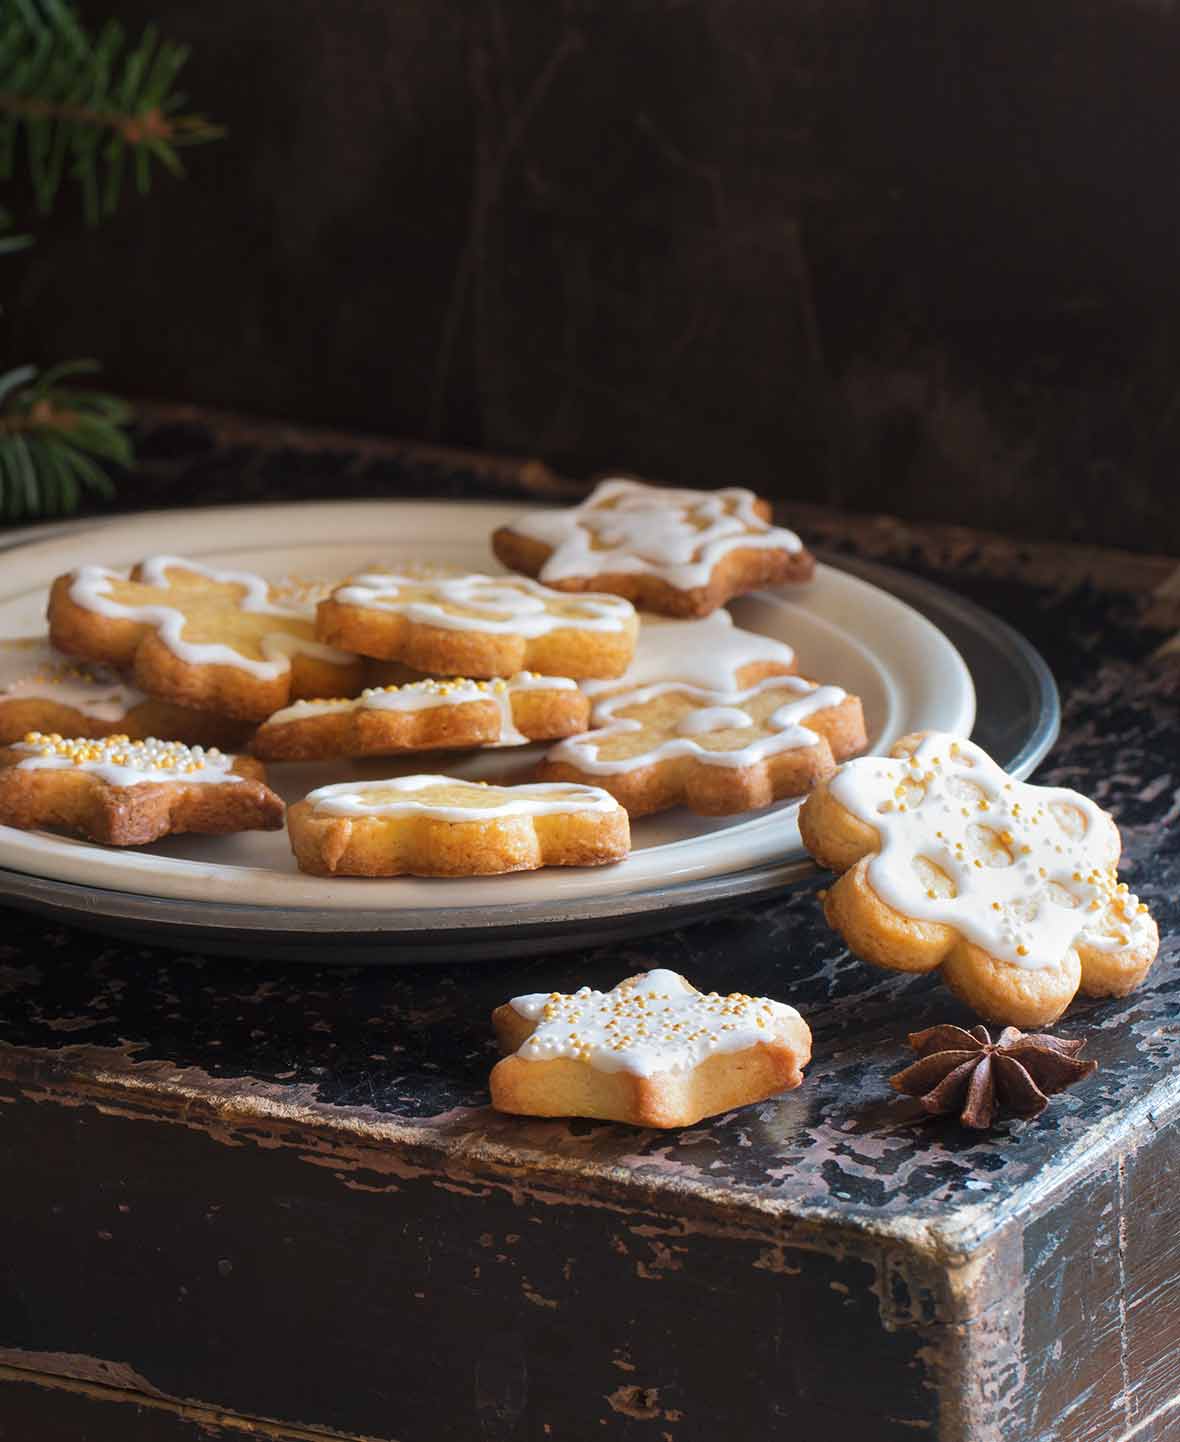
250 673 589 761
0 732 284 845
49 556 367 720
315 571 637 679
492 477 815 616
490 968 812 1127
0 636 250 748
580 609 797 715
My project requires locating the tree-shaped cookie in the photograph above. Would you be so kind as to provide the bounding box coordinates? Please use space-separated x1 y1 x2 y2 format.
539 675 866 816
315 571 637 679
49 557 367 720
798 732 1160 1026
490 968 812 1127
492 477 815 617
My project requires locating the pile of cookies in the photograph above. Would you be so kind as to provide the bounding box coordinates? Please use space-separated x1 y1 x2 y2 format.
0 479 1159 1129
0 478 863 875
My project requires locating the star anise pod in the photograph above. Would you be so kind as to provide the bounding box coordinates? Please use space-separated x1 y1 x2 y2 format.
890 1024 1098 1129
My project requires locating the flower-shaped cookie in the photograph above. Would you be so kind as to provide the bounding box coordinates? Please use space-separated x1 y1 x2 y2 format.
490 968 812 1127
287 775 630 877
316 571 637 679
492 477 814 616
49 557 366 721
798 732 1160 1026
539 675 866 816
0 732 283 845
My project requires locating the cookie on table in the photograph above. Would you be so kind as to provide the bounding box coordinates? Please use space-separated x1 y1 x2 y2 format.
315 571 637 680
287 775 630 877
48 556 367 722
490 968 812 1128
798 732 1160 1027
540 675 866 816
0 636 250 749
0 733 284 847
581 609 797 715
251 673 590 761
491 477 815 617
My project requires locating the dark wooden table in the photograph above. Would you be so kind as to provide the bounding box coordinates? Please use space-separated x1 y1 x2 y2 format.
1 416 1178 1442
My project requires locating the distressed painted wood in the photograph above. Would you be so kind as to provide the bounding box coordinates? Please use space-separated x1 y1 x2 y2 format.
0 422 1178 1440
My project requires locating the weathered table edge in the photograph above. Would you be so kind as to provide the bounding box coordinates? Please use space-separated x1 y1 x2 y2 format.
6 1034 1179 1268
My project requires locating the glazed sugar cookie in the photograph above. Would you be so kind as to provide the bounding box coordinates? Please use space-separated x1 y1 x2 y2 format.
581 609 797 714
0 733 283 846
287 775 630 877
798 732 1160 1027
0 637 250 749
315 572 637 679
48 556 367 722
251 673 590 761
491 477 815 617
539 675 867 816
490 968 812 1128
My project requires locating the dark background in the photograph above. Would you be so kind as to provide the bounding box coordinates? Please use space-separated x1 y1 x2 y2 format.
8 0 1180 552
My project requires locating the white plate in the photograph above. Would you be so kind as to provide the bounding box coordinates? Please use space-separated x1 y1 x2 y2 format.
0 500 976 946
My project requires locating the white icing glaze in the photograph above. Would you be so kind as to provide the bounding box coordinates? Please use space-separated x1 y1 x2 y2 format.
305 775 621 822
68 557 356 680
263 672 578 748
508 968 802 1076
829 732 1155 970
332 572 635 635
582 610 796 708
11 734 240 788
676 706 754 737
548 676 846 775
509 478 804 589
0 637 145 721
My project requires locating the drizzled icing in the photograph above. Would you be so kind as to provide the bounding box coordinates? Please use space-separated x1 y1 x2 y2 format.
581 610 796 710
829 733 1155 970
68 556 357 679
305 774 622 822
263 672 578 747
547 676 846 774
507 478 804 589
11 733 240 787
0 637 144 721
676 706 755 736
331 572 635 635
508 968 802 1076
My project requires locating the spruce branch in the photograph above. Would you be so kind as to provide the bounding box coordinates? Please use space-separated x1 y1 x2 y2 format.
0 358 132 517
0 0 224 224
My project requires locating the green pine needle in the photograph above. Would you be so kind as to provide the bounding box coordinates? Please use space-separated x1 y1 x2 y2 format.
0 0 223 223
0 358 129 518
0 7 220 517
